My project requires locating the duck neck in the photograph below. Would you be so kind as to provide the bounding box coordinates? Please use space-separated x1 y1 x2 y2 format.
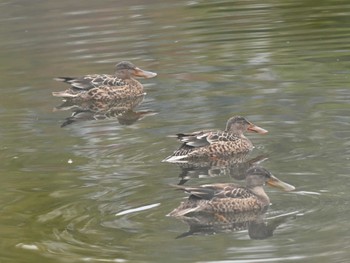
115 70 131 80
250 186 270 206
226 128 243 137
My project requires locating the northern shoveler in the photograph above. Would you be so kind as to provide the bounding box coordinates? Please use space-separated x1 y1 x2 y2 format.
163 116 268 162
52 61 157 101
167 166 295 217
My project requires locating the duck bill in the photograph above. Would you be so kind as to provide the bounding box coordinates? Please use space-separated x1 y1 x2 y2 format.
247 123 268 134
266 175 295 192
133 67 157 79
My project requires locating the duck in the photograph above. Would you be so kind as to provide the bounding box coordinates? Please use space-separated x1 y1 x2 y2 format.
52 61 157 101
163 116 268 162
167 166 295 217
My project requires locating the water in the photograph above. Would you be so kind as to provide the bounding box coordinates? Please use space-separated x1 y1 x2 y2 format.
1 0 350 262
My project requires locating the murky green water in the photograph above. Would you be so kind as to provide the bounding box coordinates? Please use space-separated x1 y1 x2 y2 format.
1 0 350 262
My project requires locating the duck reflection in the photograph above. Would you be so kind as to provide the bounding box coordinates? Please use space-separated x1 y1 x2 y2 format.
168 167 295 239
54 95 156 127
173 210 295 239
175 154 268 185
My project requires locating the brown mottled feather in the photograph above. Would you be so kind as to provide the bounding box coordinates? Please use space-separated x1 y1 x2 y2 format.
169 183 264 216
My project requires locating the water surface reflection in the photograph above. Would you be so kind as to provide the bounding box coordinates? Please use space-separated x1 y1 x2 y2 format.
173 210 298 240
1 0 350 262
54 95 156 127
169 154 268 184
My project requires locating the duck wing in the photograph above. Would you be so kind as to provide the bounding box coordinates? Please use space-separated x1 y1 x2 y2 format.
176 130 239 148
54 74 126 90
176 131 211 147
172 183 252 200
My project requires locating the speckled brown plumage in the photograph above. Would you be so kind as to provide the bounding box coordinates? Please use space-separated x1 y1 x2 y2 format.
169 183 266 215
175 210 266 238
163 116 268 162
167 167 295 217
52 61 157 101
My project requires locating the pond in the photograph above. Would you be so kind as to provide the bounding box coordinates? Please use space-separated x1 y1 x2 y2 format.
0 0 349 262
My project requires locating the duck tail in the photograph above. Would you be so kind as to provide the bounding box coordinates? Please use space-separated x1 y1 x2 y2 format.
166 206 200 217
162 154 188 163
52 91 79 98
54 77 75 83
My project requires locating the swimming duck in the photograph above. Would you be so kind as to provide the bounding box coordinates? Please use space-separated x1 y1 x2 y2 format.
163 116 268 162
52 61 157 101
167 166 295 217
